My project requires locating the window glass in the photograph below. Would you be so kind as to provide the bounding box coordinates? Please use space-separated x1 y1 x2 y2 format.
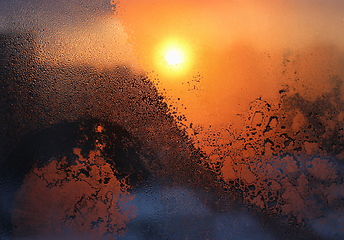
0 0 343 239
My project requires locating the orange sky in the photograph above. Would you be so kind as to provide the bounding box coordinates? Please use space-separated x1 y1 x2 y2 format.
116 0 344 131
3 2 344 235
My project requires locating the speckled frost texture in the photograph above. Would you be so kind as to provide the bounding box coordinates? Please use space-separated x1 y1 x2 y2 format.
1 26 344 240
200 88 344 238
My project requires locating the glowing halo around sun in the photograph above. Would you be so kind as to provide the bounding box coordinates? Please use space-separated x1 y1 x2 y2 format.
151 37 194 80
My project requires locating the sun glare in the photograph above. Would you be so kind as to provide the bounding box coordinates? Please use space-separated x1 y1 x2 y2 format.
150 38 195 80
166 50 182 65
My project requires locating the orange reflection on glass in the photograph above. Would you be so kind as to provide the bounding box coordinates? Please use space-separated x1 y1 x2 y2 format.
11 146 135 239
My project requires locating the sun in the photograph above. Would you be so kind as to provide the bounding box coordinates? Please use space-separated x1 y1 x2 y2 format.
151 37 195 79
166 50 183 65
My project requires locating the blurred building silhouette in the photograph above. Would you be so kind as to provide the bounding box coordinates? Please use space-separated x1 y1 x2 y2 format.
0 31 38 148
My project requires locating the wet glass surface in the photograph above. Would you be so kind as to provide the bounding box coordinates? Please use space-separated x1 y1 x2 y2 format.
1 0 344 239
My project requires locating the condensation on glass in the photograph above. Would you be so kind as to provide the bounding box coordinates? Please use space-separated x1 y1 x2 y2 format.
0 0 343 239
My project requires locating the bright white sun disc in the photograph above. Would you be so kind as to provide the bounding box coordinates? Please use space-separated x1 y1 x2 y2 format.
166 50 182 65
